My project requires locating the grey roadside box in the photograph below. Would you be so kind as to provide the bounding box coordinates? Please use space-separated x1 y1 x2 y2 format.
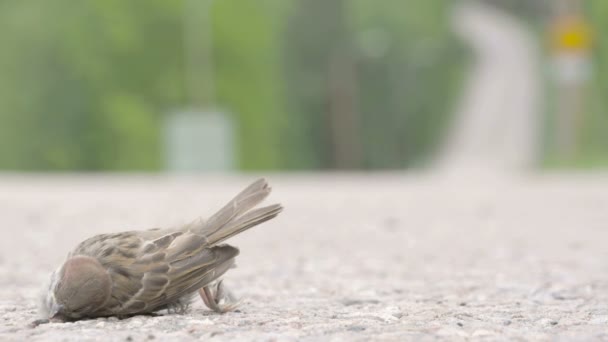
164 110 236 171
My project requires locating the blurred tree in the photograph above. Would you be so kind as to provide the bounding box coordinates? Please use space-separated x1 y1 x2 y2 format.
353 0 464 168
282 0 464 169
0 0 293 171
212 0 288 170
582 1 608 164
483 0 550 19
282 0 359 169
492 0 608 166
0 0 464 171
0 0 185 170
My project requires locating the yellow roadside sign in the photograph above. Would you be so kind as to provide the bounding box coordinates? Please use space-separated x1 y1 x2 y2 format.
551 15 592 53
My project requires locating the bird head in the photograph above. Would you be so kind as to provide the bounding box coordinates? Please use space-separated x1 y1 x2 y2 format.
40 256 112 320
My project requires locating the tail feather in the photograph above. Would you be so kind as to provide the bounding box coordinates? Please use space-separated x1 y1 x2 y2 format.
207 204 283 245
196 179 281 244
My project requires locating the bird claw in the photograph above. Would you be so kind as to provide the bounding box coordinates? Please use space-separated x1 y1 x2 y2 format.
29 316 65 328
198 280 242 313
29 318 50 328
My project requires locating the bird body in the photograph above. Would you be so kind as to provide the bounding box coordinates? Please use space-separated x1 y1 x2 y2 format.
41 179 282 321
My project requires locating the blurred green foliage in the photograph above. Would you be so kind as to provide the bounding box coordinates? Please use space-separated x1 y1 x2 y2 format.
352 0 465 168
0 0 464 171
582 1 608 165
282 0 465 169
541 1 608 166
0 0 184 170
495 0 608 167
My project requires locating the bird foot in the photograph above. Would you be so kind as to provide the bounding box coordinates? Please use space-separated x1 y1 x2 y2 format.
29 318 50 328
198 280 242 313
29 316 65 328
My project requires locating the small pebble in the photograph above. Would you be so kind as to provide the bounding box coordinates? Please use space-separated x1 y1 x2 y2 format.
348 325 366 332
538 318 558 326
340 299 380 306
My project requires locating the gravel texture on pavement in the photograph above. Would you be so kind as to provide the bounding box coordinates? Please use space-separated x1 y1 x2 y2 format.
1 173 608 341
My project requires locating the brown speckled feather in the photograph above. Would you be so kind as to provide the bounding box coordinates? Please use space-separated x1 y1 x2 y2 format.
43 178 282 320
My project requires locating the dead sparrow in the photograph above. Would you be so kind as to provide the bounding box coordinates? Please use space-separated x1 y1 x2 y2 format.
38 178 282 323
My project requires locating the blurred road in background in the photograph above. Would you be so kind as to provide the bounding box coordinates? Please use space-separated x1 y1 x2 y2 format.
437 1 541 172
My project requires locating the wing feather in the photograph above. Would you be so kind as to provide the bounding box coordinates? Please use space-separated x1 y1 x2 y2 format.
100 232 238 316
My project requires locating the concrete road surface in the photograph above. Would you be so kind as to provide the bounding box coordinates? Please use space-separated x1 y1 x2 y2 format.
1 174 608 341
